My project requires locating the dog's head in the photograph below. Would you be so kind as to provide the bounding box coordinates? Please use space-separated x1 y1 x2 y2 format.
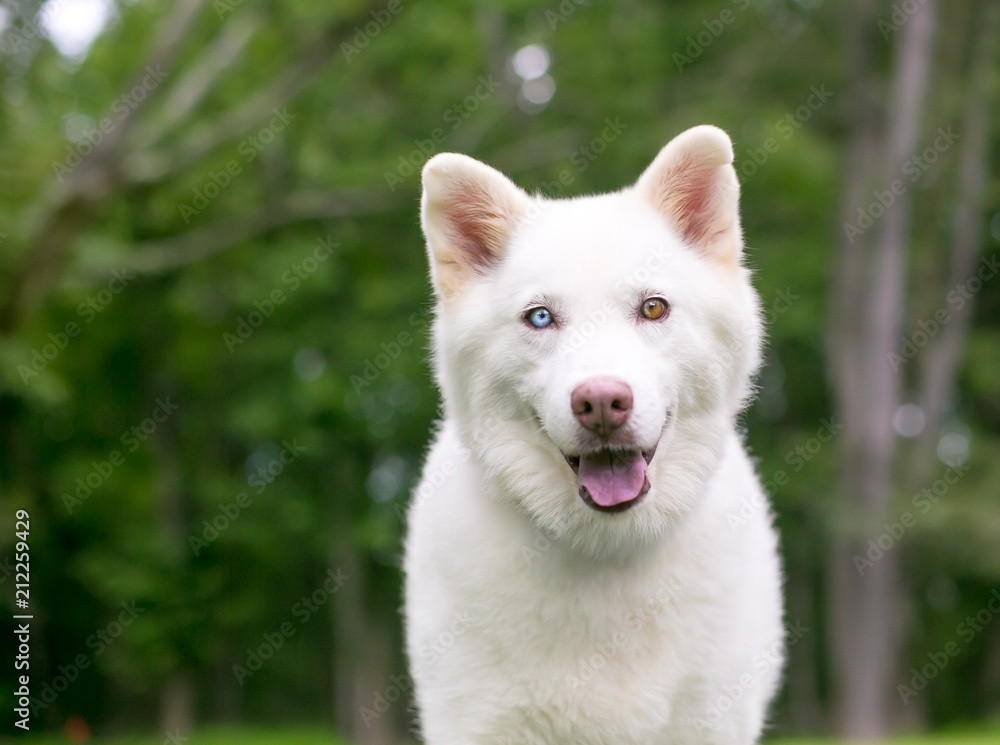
420 126 762 558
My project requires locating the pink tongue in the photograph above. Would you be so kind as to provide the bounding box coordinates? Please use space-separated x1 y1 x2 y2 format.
578 451 647 507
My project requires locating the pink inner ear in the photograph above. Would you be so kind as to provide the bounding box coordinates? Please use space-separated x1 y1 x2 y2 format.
658 158 718 246
442 181 509 271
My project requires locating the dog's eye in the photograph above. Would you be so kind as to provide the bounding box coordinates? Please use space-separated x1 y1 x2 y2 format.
525 307 554 329
639 297 670 321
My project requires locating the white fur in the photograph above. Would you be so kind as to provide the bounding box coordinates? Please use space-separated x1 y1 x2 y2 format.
405 126 784 744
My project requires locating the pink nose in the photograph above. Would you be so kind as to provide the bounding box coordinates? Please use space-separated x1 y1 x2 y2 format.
571 377 633 438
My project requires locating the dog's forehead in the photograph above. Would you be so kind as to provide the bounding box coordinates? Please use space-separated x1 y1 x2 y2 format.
501 193 690 294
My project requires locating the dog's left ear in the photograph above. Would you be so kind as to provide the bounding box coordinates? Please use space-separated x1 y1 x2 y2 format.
421 153 534 299
634 125 743 264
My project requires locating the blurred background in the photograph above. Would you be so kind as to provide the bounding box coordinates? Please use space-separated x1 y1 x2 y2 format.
1 0 998 743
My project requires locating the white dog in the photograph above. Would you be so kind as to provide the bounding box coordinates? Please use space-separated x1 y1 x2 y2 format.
404 125 784 745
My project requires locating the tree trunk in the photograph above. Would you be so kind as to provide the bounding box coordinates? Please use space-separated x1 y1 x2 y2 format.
785 565 825 731
330 542 397 745
912 2 1000 471
153 392 197 735
332 545 364 732
828 0 938 739
160 671 195 735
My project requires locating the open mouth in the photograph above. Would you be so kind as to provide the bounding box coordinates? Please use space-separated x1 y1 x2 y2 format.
563 443 658 514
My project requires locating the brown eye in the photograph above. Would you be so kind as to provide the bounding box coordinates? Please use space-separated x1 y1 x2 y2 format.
640 297 669 321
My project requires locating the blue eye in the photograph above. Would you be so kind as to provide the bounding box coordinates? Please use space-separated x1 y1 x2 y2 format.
526 307 554 329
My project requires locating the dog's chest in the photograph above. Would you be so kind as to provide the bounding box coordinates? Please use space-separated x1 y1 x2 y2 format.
451 554 708 743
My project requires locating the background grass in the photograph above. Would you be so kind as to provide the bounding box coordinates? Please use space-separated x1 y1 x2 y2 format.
15 723 1000 745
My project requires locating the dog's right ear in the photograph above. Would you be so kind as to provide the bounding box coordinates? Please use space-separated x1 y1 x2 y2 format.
421 153 533 298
